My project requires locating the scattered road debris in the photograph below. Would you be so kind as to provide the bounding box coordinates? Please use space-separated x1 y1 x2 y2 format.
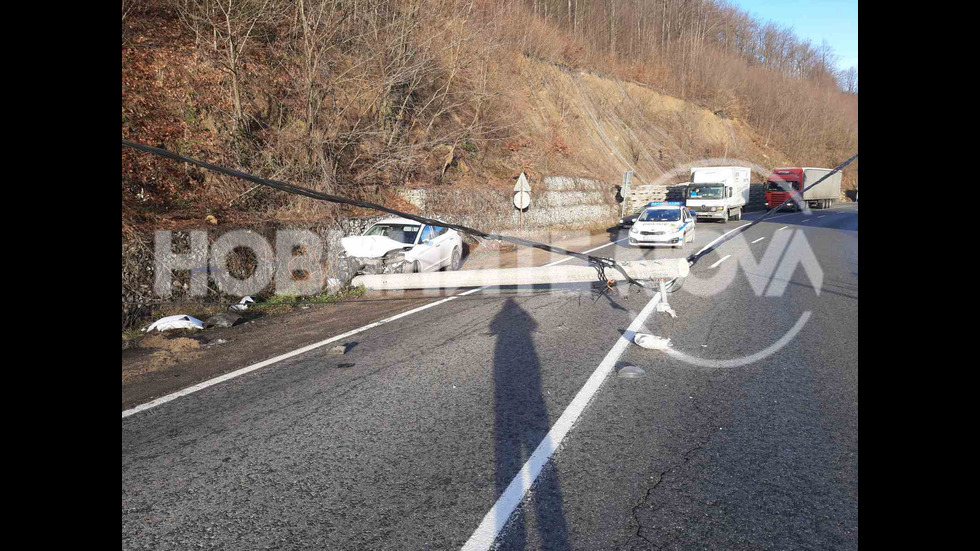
144 315 204 332
204 313 243 329
633 333 671 350
617 365 646 378
229 296 255 312
328 344 350 356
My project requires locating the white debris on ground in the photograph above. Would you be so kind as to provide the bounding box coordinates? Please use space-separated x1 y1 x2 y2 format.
144 315 204 332
633 333 672 350
229 296 255 312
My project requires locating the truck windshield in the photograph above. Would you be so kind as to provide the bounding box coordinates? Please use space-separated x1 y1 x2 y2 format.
639 209 681 222
766 180 799 191
365 224 421 244
687 184 724 199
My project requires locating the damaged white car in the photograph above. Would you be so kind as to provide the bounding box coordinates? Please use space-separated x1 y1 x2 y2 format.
339 217 463 278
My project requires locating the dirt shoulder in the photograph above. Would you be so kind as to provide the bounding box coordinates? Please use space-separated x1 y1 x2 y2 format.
122 226 622 411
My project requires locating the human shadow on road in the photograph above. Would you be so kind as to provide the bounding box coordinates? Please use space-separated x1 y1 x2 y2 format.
490 298 570 549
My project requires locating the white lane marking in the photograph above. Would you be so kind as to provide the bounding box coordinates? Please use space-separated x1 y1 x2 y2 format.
708 255 731 268
123 294 472 418
461 291 664 551
694 223 751 257
799 219 811 224
777 226 789 231
751 237 766 244
817 215 826 219
545 237 628 267
122 237 630 418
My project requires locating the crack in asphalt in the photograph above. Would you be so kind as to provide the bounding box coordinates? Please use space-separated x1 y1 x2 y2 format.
620 442 707 551
617 368 724 551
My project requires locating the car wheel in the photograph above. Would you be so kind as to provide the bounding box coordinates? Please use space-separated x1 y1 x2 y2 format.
412 260 421 273
449 247 461 271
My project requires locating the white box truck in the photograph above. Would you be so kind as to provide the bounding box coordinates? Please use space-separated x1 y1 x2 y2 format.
764 167 842 210
685 166 751 222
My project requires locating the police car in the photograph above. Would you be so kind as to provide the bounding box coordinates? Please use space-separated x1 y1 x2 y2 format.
627 202 697 248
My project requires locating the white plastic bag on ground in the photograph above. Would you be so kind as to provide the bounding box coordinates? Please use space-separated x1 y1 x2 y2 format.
144 315 204 332
229 296 255 312
633 333 671 350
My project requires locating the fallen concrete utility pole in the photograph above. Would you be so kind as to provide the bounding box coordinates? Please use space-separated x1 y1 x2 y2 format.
351 259 689 291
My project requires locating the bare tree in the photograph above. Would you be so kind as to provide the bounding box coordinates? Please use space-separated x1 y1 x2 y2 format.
841 65 858 94
176 0 282 132
293 0 348 160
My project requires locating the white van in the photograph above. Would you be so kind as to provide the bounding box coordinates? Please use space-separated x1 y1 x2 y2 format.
685 166 751 222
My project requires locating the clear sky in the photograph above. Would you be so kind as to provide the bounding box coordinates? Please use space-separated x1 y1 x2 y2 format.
732 0 858 71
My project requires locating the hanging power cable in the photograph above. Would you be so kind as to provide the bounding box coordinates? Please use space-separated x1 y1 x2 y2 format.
122 139 647 289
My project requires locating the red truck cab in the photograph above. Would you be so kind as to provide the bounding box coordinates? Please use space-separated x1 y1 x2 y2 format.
765 167 803 209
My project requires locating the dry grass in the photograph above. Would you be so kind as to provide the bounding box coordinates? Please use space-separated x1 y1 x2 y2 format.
123 1 855 235
122 0 857 330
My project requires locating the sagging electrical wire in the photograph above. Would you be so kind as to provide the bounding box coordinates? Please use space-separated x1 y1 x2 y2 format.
122 139 647 290
685 153 858 267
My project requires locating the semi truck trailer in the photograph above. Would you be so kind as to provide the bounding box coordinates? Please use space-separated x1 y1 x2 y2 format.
765 167 841 210
685 166 751 222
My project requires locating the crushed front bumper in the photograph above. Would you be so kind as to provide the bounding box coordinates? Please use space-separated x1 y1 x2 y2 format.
337 252 412 286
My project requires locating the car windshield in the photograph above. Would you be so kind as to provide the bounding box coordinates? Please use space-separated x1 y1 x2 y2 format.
687 184 724 199
766 180 798 191
364 224 421 244
639 209 681 222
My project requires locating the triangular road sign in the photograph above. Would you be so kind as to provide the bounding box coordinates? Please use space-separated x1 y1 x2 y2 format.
514 172 531 192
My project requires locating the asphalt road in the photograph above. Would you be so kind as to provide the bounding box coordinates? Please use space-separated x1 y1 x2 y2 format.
122 204 858 550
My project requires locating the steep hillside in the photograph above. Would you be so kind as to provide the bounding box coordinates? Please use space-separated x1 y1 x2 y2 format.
122 0 855 234
505 56 794 189
121 0 856 328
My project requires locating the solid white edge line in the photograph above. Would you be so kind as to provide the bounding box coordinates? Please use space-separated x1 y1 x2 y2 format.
122 294 462 418
460 291 664 551
708 254 731 268
122 237 631 418
751 237 766 244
